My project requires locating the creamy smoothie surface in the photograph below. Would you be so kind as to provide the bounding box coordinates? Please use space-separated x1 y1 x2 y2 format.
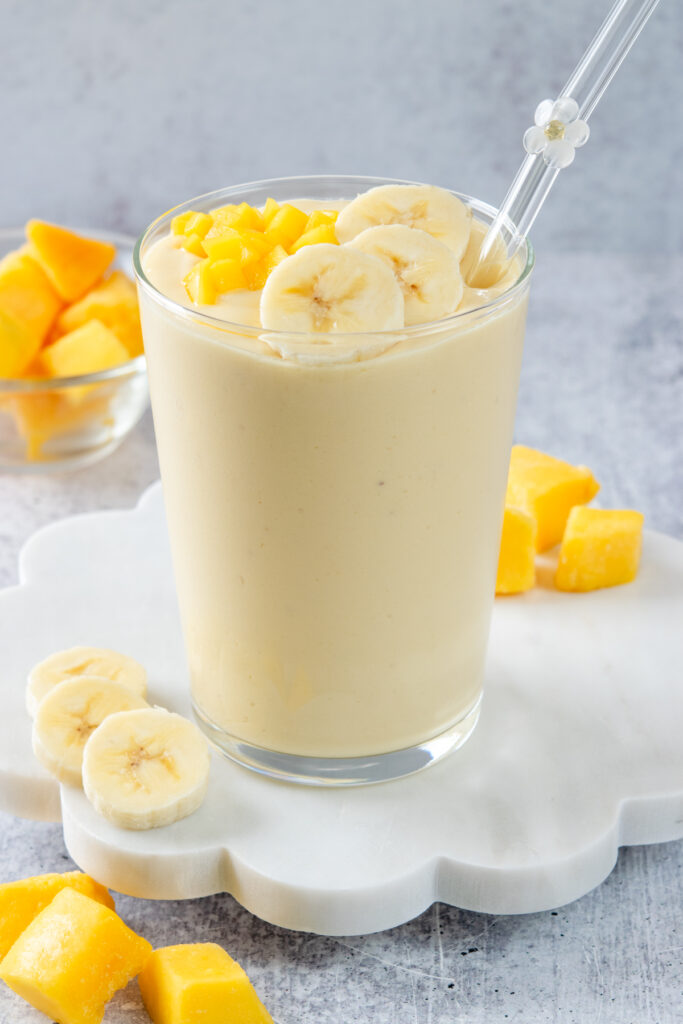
138 184 531 761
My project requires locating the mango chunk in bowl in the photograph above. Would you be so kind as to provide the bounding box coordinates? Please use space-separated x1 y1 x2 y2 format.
0 225 148 472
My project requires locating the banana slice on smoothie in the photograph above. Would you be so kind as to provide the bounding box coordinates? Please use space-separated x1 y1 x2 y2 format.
32 677 149 786
335 184 473 259
82 707 210 830
348 225 463 326
260 244 405 332
460 217 510 288
27 646 147 717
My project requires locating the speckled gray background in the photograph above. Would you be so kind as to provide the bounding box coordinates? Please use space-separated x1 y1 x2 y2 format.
1 0 681 254
1 1 682 1022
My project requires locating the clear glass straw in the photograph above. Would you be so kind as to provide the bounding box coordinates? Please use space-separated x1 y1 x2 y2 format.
468 0 661 285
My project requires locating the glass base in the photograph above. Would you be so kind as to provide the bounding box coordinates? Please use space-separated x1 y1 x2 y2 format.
192 697 481 786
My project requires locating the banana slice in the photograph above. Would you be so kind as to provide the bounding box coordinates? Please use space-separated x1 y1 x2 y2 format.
460 217 509 288
82 707 210 830
347 225 463 326
32 677 149 786
260 244 404 332
335 184 472 259
27 646 147 717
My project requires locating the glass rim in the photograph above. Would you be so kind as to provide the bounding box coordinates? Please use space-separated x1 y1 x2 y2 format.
0 355 146 392
133 175 535 339
0 227 146 390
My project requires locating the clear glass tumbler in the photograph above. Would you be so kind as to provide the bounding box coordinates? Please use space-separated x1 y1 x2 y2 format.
135 176 534 785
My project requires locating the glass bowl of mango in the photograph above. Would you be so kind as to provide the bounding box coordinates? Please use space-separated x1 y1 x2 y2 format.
0 222 148 471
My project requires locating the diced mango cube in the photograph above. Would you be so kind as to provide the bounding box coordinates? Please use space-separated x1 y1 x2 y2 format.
138 943 273 1024
265 204 309 248
0 872 114 960
263 244 289 274
208 204 263 235
496 506 537 595
208 258 247 293
235 202 265 232
41 320 130 379
184 261 217 304
506 445 600 552
55 271 143 358
203 230 243 262
243 260 269 291
305 210 337 231
237 229 271 264
0 309 41 378
26 221 116 302
180 233 207 258
555 507 644 592
289 224 339 252
262 197 280 227
0 887 151 1024
183 212 213 239
0 249 62 360
171 212 195 235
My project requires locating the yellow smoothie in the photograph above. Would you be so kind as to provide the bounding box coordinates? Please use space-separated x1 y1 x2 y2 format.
137 179 532 770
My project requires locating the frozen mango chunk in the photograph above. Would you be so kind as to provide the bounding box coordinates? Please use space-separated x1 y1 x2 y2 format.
0 871 114 960
0 308 41 378
0 250 62 367
506 445 600 552
26 220 116 302
41 319 130 378
555 507 644 592
138 943 273 1024
0 886 151 1024
55 271 143 357
496 506 536 595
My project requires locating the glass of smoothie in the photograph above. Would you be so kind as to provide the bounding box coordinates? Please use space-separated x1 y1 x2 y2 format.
134 175 533 785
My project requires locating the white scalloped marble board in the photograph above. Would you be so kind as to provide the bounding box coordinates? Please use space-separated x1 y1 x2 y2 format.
1 483 682 936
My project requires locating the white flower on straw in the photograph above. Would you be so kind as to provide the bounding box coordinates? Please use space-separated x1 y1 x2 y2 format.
523 97 590 170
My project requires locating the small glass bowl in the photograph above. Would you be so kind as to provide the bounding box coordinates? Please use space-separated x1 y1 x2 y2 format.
0 228 149 473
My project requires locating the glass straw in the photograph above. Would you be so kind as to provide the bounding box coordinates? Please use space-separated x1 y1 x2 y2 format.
467 0 661 286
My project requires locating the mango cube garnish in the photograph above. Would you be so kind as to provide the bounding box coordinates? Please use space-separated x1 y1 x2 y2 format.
174 200 339 304
0 871 114 960
305 210 338 230
203 231 243 262
290 224 339 252
208 259 246 294
0 886 152 1024
262 197 280 226
184 261 217 305
506 445 600 552
265 204 309 249
171 212 194 235
138 943 274 1024
496 506 536 595
180 233 208 258
183 212 213 239
555 507 644 592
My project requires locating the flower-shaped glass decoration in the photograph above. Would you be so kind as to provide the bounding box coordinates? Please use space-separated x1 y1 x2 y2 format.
523 97 590 170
